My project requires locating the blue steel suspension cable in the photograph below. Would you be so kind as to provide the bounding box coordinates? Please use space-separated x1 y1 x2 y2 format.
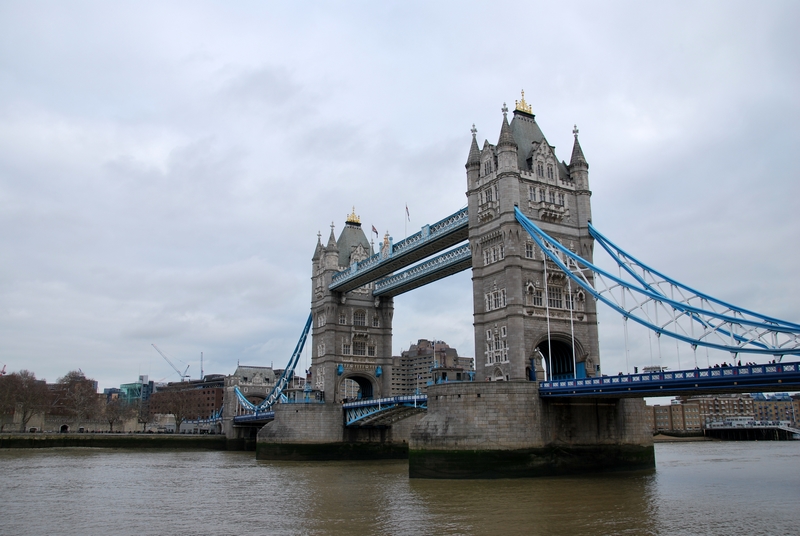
234 313 313 412
514 207 800 355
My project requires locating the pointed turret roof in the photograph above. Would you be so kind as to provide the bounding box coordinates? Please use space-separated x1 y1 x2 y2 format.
497 103 517 149
327 222 338 249
466 124 480 167
569 125 588 169
312 231 323 261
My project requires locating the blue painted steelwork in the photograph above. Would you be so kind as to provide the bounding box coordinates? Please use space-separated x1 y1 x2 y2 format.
539 362 800 398
186 405 224 426
373 244 472 296
589 222 800 332
233 313 312 414
515 207 800 356
343 395 427 426
233 411 275 425
330 208 468 292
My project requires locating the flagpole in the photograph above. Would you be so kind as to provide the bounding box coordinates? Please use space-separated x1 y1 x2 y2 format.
404 203 407 238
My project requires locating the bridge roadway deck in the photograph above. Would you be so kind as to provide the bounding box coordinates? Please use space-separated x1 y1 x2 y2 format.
330 208 468 294
539 363 800 398
234 364 800 426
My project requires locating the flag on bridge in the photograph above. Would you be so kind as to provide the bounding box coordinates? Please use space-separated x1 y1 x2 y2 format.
405 204 410 221
372 225 378 238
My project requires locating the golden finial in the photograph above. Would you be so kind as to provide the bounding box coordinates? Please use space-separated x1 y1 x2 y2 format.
346 206 361 224
515 90 532 114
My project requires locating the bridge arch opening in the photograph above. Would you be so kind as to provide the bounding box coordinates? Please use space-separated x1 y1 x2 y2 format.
338 375 375 402
536 339 580 380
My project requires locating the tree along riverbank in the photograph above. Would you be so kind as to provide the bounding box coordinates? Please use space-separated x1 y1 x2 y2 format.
0 432 252 450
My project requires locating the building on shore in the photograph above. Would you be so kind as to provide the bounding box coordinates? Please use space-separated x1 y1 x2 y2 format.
647 401 702 434
390 339 474 396
148 375 225 432
647 393 800 435
751 393 800 428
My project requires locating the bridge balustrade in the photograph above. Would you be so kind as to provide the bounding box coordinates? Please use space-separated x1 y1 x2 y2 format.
330 208 468 291
539 363 800 397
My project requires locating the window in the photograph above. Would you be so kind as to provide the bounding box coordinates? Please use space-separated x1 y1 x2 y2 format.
539 188 545 202
339 312 347 325
565 292 574 310
372 316 379 328
500 326 507 337
546 165 554 179
549 192 556 204
525 242 534 259
484 244 505 266
537 162 544 177
485 289 507 311
485 187 493 203
368 345 376 357
342 343 351 355
558 193 565 206
353 341 366 356
353 310 366 326
547 286 563 309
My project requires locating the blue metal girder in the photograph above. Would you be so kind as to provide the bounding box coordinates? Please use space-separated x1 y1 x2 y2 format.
538 363 800 398
234 313 311 415
373 244 472 297
515 207 800 356
233 411 275 425
330 208 468 293
343 395 427 426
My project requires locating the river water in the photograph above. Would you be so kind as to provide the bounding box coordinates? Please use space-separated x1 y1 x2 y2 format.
1 441 798 535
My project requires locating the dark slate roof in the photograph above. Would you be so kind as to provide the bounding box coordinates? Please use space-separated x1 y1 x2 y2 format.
510 109 547 170
336 222 372 267
570 136 588 167
466 133 481 166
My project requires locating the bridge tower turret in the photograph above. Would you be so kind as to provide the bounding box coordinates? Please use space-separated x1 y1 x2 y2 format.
309 209 395 404
467 92 601 383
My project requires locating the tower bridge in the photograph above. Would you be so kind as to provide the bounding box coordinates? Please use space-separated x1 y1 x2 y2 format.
230 93 800 477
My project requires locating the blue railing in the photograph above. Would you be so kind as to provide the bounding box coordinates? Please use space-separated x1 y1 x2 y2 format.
373 244 471 295
343 395 427 426
539 363 800 397
330 208 468 289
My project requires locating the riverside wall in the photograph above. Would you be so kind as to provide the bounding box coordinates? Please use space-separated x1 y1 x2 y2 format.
0 433 231 450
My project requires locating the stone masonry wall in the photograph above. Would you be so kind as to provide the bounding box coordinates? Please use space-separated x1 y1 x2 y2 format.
257 403 343 444
411 382 545 450
411 382 653 451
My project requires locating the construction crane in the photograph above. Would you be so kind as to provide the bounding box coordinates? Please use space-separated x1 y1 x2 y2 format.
151 344 190 382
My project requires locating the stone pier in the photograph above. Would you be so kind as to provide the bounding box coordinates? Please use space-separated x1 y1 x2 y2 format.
409 382 654 478
256 403 419 460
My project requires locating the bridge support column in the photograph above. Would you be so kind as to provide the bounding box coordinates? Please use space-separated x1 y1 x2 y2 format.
256 403 409 460
409 382 654 478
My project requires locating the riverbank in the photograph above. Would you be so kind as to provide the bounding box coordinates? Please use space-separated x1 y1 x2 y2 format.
0 432 244 450
653 433 713 443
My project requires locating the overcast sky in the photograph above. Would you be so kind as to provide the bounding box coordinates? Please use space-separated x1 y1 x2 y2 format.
1 1 799 390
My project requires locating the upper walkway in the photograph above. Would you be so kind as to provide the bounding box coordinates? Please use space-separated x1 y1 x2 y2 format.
330 208 468 293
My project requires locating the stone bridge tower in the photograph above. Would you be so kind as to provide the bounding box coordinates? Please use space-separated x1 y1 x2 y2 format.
466 94 601 383
309 209 394 403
